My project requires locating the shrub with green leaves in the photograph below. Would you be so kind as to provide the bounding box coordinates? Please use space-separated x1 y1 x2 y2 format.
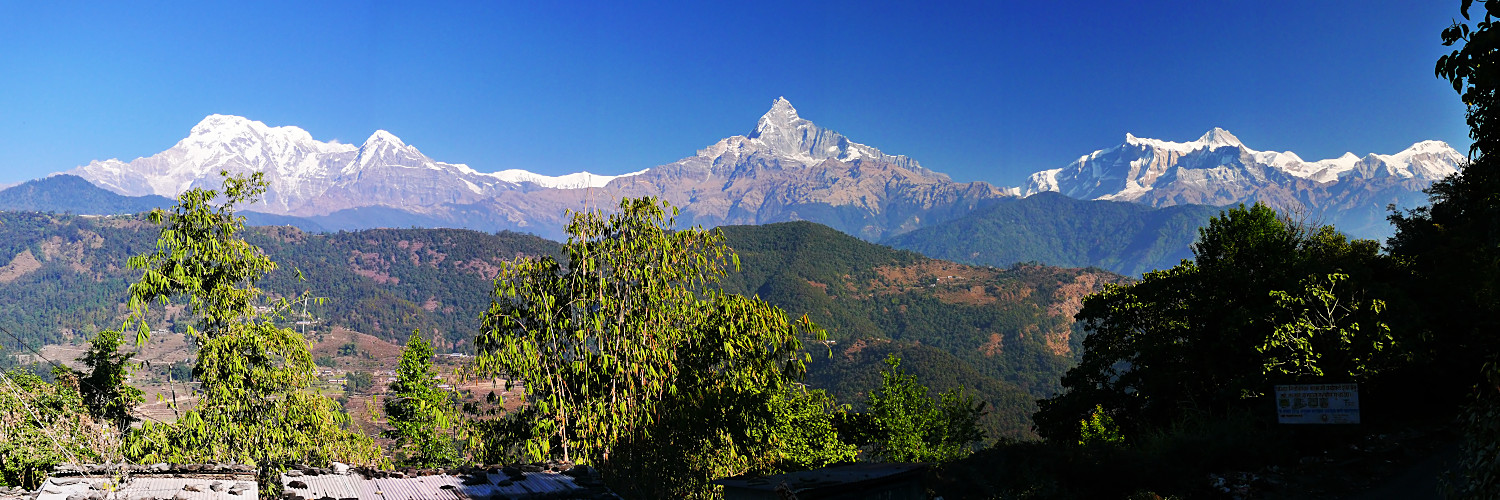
0 369 117 489
865 355 986 462
75 328 143 431
1078 404 1124 447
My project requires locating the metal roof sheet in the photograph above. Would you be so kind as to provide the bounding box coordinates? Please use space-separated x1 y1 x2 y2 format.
34 475 257 500
280 466 614 500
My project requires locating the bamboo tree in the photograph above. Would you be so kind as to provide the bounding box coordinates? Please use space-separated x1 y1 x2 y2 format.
473 197 844 496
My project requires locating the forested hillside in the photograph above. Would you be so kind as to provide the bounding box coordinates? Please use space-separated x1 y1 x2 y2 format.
0 212 558 357
248 226 559 352
0 212 156 350
0 176 173 215
719 222 1126 437
0 213 1118 439
883 192 1220 276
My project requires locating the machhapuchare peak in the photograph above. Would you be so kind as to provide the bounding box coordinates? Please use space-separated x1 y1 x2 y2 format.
60 97 1462 240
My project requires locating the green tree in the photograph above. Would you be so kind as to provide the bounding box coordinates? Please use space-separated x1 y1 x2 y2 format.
345 371 375 394
75 328 143 431
122 172 275 345
1036 204 1397 442
384 331 460 468
117 172 382 493
167 360 193 382
472 197 838 496
862 355 985 463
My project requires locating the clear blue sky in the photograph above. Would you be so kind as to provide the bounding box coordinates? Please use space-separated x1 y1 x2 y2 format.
0 1 1472 186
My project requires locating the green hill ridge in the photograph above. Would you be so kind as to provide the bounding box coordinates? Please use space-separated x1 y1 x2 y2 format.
883 192 1221 276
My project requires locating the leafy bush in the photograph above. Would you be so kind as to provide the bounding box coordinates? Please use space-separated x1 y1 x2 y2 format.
0 370 117 488
1078 405 1123 447
862 355 986 462
384 331 460 468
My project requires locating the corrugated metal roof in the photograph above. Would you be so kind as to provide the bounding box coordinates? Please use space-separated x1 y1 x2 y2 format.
34 475 257 500
280 464 618 500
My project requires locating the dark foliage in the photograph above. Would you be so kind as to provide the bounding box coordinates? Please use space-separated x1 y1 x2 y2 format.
1037 204 1406 443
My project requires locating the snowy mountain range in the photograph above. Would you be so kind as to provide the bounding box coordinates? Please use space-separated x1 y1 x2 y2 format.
53 98 1464 241
1023 127 1459 199
1020 127 1462 236
71 114 639 218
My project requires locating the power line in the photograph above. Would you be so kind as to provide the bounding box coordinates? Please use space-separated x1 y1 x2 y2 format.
0 323 168 425
0 369 89 469
0 332 137 486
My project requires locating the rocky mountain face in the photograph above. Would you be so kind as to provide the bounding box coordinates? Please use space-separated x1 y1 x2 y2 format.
599 98 1007 239
1022 128 1464 238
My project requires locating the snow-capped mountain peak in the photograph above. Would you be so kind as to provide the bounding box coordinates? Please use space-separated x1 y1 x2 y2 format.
1196 127 1243 149
363 129 407 148
1123 128 1246 155
487 169 649 189
699 97 927 173
189 114 257 137
184 114 323 147
352 129 422 172
1397 140 1457 156
751 96 803 139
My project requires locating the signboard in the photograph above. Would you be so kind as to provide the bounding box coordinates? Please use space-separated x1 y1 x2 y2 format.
1274 383 1359 424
